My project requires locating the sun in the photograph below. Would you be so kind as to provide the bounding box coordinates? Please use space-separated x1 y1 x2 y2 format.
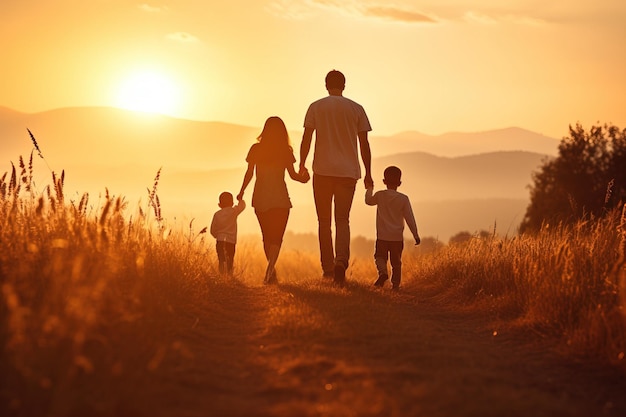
116 71 180 115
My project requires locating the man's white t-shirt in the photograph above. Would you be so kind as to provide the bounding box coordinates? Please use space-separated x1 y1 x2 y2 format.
304 95 371 179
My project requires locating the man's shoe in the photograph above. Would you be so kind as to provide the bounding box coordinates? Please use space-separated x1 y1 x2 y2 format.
373 274 388 287
333 263 346 286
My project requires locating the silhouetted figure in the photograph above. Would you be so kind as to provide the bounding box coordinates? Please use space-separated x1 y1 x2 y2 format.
299 70 373 286
238 116 310 284
210 191 246 276
365 166 420 290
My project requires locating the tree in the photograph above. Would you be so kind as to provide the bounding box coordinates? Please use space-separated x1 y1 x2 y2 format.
520 123 626 233
449 231 473 245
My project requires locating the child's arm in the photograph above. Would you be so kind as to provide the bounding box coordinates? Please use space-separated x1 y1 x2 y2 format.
364 186 377 206
210 214 219 239
234 199 246 214
403 198 420 245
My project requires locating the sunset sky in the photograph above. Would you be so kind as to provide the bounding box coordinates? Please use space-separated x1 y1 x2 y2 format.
2 0 625 138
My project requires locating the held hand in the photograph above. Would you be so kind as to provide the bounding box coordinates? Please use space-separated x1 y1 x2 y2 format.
299 167 310 183
236 192 244 201
364 174 374 189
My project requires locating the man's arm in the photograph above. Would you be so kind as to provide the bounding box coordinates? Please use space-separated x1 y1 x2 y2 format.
364 186 377 206
299 127 314 175
358 131 373 188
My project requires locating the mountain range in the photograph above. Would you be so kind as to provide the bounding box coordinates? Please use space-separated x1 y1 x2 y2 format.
0 106 559 241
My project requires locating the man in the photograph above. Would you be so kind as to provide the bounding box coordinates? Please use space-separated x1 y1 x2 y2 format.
299 70 373 286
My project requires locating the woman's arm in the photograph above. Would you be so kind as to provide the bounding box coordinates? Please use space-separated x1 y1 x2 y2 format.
358 131 373 189
237 162 255 200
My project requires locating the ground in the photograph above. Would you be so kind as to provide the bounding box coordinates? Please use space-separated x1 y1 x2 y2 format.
102 277 626 417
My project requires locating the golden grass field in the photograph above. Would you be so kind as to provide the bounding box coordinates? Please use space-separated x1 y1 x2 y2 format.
1 152 626 416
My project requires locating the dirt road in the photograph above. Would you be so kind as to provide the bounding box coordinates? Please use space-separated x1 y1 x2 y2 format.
117 278 626 417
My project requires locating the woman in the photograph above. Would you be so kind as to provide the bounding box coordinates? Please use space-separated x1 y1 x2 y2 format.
237 116 310 284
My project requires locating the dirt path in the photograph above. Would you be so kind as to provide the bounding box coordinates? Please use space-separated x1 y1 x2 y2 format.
138 279 626 417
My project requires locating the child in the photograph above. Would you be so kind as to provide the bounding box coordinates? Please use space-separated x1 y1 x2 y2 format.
210 191 246 275
365 166 420 290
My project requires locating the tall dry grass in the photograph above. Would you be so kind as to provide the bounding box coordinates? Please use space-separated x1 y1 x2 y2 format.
1 146 625 415
0 154 216 415
404 208 626 365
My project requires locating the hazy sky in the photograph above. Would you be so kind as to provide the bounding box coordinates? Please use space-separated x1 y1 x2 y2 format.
2 0 625 137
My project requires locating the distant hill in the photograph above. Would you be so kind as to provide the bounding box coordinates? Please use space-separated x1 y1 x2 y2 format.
371 151 549 200
370 127 559 158
0 106 556 240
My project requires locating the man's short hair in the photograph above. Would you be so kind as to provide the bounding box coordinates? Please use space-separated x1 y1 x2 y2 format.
325 70 345 89
384 166 402 186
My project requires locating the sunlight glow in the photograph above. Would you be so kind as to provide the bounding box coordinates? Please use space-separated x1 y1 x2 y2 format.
116 71 180 115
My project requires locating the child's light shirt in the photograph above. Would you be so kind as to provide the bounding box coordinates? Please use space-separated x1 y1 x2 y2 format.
365 188 419 242
210 201 246 244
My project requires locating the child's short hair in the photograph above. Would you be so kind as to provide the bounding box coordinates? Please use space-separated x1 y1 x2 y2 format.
219 192 234 208
384 166 402 186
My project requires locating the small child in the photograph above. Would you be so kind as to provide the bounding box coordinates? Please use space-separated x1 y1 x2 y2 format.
210 192 246 275
365 166 420 290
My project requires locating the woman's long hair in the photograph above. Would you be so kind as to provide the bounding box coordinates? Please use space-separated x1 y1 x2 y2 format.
257 116 292 156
